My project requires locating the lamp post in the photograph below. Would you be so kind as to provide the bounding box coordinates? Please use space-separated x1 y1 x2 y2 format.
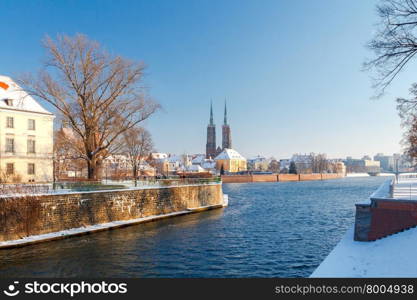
395 156 400 184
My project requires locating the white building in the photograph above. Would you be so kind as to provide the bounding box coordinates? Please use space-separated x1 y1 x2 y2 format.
0 76 55 182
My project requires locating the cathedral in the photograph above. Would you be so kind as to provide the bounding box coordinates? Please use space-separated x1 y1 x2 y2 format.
206 101 232 159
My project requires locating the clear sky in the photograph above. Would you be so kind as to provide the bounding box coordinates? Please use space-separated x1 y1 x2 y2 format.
2 0 415 159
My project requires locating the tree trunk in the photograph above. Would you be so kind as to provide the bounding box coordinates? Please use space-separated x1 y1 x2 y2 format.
133 164 137 187
87 158 98 180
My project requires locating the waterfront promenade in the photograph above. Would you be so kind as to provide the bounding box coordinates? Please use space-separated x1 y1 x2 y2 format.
312 174 417 277
392 174 417 200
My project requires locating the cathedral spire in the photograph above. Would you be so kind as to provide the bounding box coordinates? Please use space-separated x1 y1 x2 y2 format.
224 99 228 125
222 99 232 150
210 100 214 125
206 100 216 158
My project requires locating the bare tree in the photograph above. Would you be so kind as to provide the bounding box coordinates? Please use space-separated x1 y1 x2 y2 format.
268 159 280 173
54 127 86 181
310 153 328 173
397 84 417 162
122 127 153 185
19 34 159 179
365 0 417 96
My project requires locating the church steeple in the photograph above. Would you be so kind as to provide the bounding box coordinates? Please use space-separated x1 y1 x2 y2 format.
222 99 232 150
210 100 214 125
206 101 216 158
224 99 228 125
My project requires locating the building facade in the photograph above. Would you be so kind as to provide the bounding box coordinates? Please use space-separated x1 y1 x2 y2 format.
215 148 247 173
0 76 54 183
373 153 394 172
344 157 380 173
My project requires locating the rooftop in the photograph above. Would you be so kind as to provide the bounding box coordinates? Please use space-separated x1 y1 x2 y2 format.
0 75 53 115
215 148 246 161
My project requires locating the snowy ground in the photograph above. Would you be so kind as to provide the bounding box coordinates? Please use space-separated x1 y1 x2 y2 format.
311 226 417 277
312 175 417 277
346 173 370 177
392 176 417 200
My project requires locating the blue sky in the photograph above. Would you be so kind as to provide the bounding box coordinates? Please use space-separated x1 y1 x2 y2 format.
1 0 414 159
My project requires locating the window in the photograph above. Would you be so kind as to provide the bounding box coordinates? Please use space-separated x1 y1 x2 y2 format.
27 163 35 175
6 117 13 128
6 163 14 175
28 119 36 130
5 138 14 153
5 99 13 106
27 139 36 154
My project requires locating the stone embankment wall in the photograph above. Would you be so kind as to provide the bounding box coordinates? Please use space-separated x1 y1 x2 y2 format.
221 173 344 183
0 184 223 242
355 199 417 241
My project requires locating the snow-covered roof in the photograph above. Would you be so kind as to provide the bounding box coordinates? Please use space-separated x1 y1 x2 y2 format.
215 148 246 161
201 160 214 169
187 165 206 172
0 75 53 115
248 155 267 163
151 153 168 159
192 154 206 165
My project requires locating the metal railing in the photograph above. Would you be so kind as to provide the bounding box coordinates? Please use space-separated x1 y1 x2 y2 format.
104 177 221 188
0 177 222 197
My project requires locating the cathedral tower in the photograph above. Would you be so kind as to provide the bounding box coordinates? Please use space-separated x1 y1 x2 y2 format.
222 100 232 149
206 102 217 158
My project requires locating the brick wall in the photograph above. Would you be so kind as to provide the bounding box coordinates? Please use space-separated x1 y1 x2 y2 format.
277 174 299 182
321 173 343 180
354 199 417 241
221 175 253 183
0 184 223 242
222 173 343 183
299 174 322 181
251 175 278 182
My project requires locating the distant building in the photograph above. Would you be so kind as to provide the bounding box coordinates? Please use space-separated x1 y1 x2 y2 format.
0 76 55 183
279 159 291 171
192 154 216 173
344 157 380 173
335 162 346 175
291 154 312 173
151 153 168 160
215 148 247 173
373 153 394 172
149 153 169 176
186 164 206 173
247 155 269 172
192 154 206 165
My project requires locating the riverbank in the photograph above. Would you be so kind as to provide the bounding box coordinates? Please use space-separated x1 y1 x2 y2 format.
0 183 226 249
311 174 417 277
0 176 386 277
221 173 344 183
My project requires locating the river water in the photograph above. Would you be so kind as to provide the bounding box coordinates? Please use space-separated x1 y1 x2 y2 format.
0 176 388 278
